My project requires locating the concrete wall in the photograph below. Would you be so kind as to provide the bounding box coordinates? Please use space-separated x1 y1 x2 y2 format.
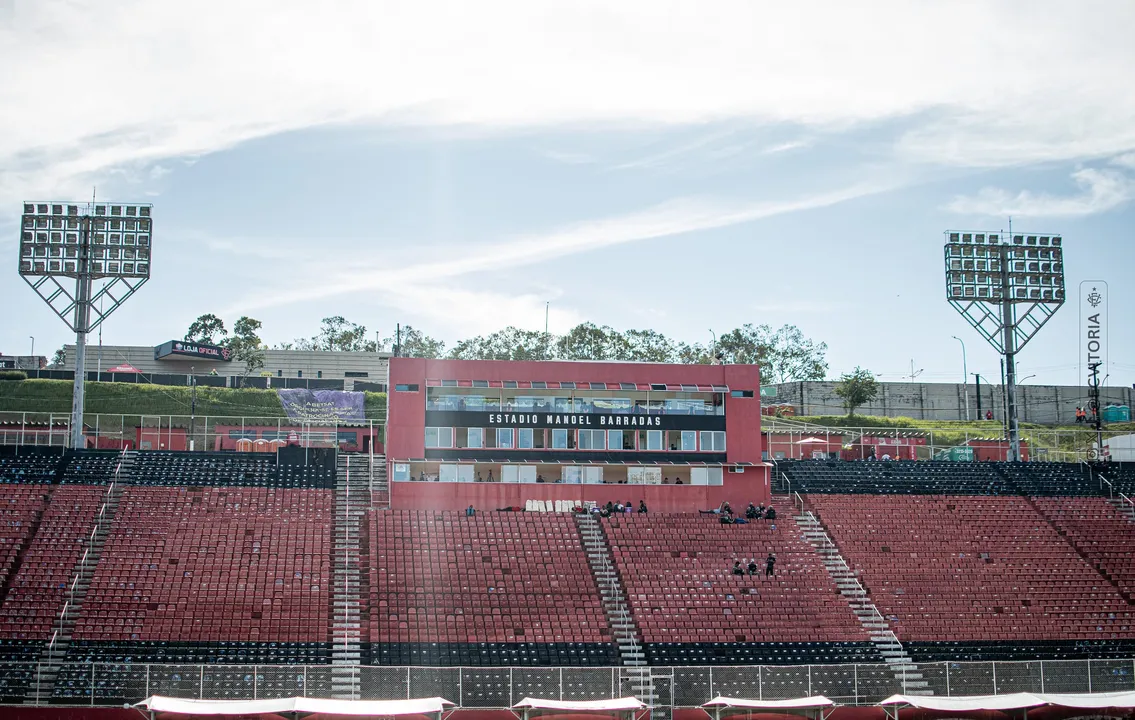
65 345 390 385
771 381 1133 425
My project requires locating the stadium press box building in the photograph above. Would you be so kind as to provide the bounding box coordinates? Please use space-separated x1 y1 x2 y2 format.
386 357 769 512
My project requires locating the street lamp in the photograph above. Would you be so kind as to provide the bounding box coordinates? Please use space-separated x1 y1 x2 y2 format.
19 201 153 448
709 329 717 365
1018 374 1036 385
29 336 34 361
952 336 969 420
944 230 1065 461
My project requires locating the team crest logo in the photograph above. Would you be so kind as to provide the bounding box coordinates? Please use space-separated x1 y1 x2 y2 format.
1087 289 1102 307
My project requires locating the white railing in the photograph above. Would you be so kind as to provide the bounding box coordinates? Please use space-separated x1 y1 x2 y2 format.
14 659 1135 706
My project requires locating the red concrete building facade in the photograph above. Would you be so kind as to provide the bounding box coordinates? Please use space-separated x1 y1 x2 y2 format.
386 358 768 512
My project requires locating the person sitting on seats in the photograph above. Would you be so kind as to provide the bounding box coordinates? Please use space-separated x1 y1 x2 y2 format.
747 559 759 575
600 505 611 518
625 500 634 513
465 505 476 517
732 560 744 576
764 506 777 520
638 500 648 514
614 502 624 513
746 503 759 520
719 509 735 524
765 552 776 577
605 501 615 514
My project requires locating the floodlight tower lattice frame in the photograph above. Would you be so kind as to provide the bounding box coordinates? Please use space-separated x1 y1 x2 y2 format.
944 230 1065 462
19 201 153 449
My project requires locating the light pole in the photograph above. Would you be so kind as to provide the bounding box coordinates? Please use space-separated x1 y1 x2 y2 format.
945 230 1065 461
952 336 969 420
1018 374 1036 384
29 336 34 361
19 201 153 448
709 330 717 364
190 366 198 451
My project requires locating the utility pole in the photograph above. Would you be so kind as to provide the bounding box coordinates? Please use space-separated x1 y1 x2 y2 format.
973 373 982 418
190 366 198 451
952 336 969 421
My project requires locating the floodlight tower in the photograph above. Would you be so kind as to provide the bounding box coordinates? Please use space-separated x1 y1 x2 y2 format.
944 231 1065 461
19 202 153 448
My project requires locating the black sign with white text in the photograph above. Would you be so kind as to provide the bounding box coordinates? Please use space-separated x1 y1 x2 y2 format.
425 410 726 431
154 340 233 362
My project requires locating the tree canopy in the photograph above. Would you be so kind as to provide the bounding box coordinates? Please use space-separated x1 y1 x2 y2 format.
834 367 879 416
189 314 831 382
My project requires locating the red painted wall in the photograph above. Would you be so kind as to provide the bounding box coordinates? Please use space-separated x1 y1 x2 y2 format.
387 358 767 510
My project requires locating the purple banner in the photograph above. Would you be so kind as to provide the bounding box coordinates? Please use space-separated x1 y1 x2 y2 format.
277 389 366 422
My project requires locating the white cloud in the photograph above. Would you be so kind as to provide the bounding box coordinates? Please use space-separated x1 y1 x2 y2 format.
3 0 1135 199
761 140 810 155
541 150 597 165
223 180 887 318
1112 152 1135 170
946 168 1135 218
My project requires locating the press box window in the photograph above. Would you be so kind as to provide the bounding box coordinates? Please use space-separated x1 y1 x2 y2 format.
497 428 514 449
578 429 605 450
395 384 420 392
731 390 754 398
700 431 726 452
425 427 453 448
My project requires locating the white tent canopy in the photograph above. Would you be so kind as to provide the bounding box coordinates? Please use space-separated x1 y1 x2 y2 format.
879 691 1135 718
511 697 647 720
131 695 454 717
702 696 835 720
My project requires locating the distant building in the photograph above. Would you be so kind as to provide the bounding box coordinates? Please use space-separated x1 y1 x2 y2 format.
64 342 390 387
0 355 46 371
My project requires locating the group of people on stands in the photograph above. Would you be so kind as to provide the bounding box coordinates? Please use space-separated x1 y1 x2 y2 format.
709 500 776 524
597 500 648 517
732 553 776 577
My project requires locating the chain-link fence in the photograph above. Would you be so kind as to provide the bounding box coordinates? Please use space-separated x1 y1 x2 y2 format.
4 659 1132 707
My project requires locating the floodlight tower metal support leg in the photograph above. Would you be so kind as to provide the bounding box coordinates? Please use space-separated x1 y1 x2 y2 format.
999 253 1021 462
69 218 92 450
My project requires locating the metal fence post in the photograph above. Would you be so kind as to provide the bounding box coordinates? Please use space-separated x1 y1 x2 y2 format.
945 662 950 696
559 667 563 701
853 664 858 705
459 667 463 707
200 664 204 699
1087 659 1092 693
406 667 410 699
146 664 150 698
807 665 812 697
91 663 95 706
1039 661 1044 693
758 665 763 700
254 665 258 699
709 667 714 699
992 661 997 695
510 668 514 707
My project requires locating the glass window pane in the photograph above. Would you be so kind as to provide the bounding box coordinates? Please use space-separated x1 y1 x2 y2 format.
647 430 663 451
519 428 533 449
393 463 410 481
583 467 603 484
690 467 708 485
440 427 453 448
608 430 622 451
561 466 582 484
681 431 697 451
468 428 483 448
553 429 568 449
497 428 514 449
457 465 475 482
502 465 520 483
708 467 724 486
425 427 439 448
439 464 457 482
518 466 537 483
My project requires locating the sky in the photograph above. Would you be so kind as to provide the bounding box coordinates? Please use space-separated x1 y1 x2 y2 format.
1 0 1133 389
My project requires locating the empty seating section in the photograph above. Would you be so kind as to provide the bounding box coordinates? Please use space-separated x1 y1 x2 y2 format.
1033 497 1135 596
368 511 615 665
131 451 335 489
780 460 1009 495
131 452 277 487
60 451 122 485
1095 462 1135 497
0 487 103 639
604 504 876 665
808 495 1135 643
75 487 331 643
0 486 48 588
1000 462 1096 496
0 452 62 484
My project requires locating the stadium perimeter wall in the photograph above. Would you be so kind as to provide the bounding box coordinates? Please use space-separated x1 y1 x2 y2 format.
772 381 1133 424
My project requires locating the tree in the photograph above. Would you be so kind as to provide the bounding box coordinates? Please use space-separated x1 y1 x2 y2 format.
387 325 446 358
296 316 375 352
227 316 265 386
449 327 552 361
834 367 879 416
50 347 66 368
714 323 828 382
622 329 677 363
556 323 627 360
676 342 713 365
185 314 228 345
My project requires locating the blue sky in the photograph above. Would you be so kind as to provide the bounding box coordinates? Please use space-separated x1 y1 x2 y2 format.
1 1 1133 389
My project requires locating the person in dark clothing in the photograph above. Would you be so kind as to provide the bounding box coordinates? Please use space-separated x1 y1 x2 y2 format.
746 503 758 520
465 505 475 517
765 553 776 577
747 559 759 575
720 501 732 515
605 501 614 514
719 510 734 524
764 506 776 520
732 560 744 576
600 506 611 518
638 500 648 514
